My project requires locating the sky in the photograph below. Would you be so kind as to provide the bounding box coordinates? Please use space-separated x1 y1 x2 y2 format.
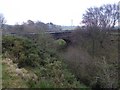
0 0 119 26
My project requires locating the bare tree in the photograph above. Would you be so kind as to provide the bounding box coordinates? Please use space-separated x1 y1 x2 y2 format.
82 4 119 58
82 4 119 28
0 14 6 29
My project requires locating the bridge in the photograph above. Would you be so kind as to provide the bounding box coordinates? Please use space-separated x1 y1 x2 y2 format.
47 31 73 43
8 30 74 44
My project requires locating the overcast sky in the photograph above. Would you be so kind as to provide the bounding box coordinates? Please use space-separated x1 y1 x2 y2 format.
0 0 119 26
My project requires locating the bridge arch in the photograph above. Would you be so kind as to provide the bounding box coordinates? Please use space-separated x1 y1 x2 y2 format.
62 38 72 45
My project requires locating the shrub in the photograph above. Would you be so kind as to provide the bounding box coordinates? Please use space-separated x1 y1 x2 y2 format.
63 28 119 88
2 36 42 68
54 39 67 50
28 60 88 88
2 34 88 88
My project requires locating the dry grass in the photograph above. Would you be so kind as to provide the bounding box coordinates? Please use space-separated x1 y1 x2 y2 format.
2 58 38 88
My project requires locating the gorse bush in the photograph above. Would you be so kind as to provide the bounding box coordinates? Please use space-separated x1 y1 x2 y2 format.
2 36 41 67
54 39 67 50
2 35 88 88
2 35 57 68
96 58 118 88
28 60 88 88
2 32 60 68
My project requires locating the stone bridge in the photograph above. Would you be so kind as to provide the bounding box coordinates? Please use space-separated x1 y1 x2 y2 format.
48 31 73 44
8 30 74 44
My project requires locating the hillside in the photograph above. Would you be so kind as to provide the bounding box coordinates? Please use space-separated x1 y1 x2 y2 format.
2 35 88 88
2 58 28 88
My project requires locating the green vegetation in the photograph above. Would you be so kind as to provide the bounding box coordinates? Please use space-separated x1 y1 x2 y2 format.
62 28 119 88
1 3 119 89
55 39 67 50
2 59 28 88
2 25 119 89
2 36 41 68
2 35 88 88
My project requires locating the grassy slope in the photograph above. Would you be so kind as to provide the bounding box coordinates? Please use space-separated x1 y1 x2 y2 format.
2 58 88 88
2 58 28 88
2 36 89 88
